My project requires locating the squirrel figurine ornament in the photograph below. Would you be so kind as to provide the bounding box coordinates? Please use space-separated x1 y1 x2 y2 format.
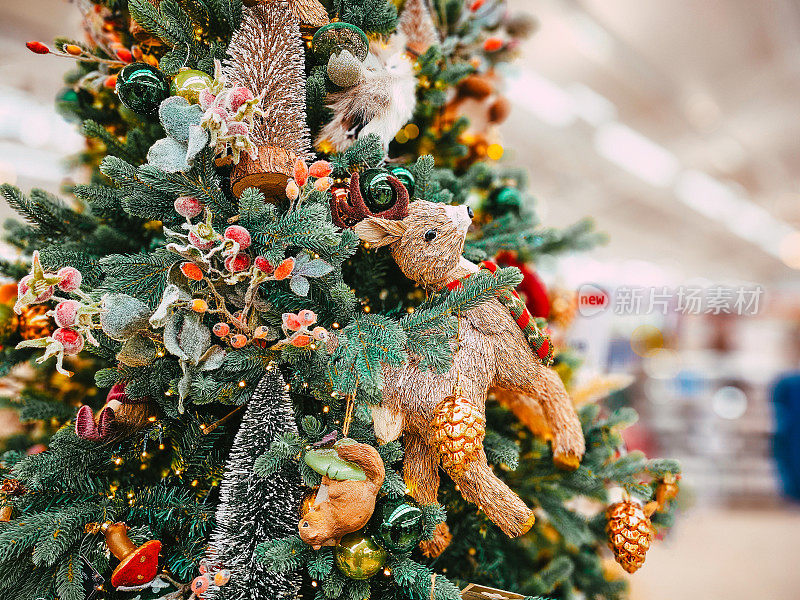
332 180 586 557
298 439 385 549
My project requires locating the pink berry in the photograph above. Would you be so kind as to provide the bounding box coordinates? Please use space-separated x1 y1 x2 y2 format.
283 313 302 332
224 225 251 250
53 327 84 355
189 231 216 250
18 275 53 303
226 121 249 136
285 179 300 201
213 322 230 337
57 266 82 292
198 88 216 110
298 309 316 326
224 253 251 273
54 300 81 328
309 160 332 178
191 575 210 594
254 256 273 273
254 325 270 339
174 196 203 218
227 86 254 111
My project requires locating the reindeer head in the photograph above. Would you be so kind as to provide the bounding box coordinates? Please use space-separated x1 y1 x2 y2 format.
354 200 473 287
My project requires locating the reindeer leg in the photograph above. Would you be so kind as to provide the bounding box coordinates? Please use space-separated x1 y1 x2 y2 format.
499 361 585 470
444 449 535 537
403 433 452 557
491 387 553 442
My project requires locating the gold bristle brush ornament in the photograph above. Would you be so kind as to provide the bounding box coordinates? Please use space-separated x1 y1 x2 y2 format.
605 499 656 574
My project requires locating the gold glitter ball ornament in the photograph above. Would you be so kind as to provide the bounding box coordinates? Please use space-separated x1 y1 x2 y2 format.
431 394 486 476
605 500 655 574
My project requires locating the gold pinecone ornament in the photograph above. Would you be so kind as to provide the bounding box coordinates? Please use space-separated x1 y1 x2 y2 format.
605 499 655 573
431 394 485 476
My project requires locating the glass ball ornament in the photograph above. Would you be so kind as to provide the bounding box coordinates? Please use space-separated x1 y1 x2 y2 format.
370 496 424 553
390 166 415 198
334 531 387 580
170 68 213 104
359 169 397 212
115 62 170 116
312 22 369 64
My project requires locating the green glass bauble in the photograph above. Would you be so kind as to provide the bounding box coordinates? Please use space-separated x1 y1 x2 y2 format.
335 532 387 580
493 187 522 208
312 22 369 63
390 166 415 198
370 496 424 553
170 68 213 104
55 87 93 123
360 169 397 212
115 62 170 116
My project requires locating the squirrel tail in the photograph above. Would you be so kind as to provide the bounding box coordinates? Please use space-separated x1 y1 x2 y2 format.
335 442 386 488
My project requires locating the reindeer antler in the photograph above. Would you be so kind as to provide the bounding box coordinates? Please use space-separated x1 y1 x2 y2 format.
330 172 410 228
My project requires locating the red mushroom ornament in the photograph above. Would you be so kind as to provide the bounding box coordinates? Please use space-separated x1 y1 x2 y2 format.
101 521 162 588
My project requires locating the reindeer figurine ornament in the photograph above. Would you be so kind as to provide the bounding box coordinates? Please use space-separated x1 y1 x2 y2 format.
332 178 585 556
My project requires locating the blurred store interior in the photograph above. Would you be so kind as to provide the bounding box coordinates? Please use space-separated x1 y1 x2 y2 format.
2 1 800 598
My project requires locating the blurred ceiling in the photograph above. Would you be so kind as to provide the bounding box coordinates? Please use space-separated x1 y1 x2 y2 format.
502 0 800 283
0 0 798 284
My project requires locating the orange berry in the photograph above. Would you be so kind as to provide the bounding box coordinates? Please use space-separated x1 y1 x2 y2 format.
65 44 83 56
483 37 504 52
180 262 204 281
273 257 295 280
104 74 118 89
230 334 247 348
191 299 208 313
254 325 271 339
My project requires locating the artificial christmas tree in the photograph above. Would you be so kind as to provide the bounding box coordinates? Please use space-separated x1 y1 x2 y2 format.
0 1 680 599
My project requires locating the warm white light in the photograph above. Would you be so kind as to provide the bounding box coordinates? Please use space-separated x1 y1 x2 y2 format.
593 122 679 187
507 72 577 128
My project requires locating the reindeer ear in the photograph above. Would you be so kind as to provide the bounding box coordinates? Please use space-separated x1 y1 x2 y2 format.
354 217 407 247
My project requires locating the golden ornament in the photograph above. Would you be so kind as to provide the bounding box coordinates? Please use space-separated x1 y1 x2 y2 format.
334 531 387 580
299 486 319 518
548 287 578 330
18 304 53 341
0 505 12 522
605 500 655 574
430 394 486 476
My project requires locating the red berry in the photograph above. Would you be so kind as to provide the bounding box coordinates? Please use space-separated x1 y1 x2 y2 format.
57 266 82 292
224 253 251 273
180 262 204 281
104 74 117 89
230 334 247 348
224 225 251 250
53 327 84 355
26 41 50 55
115 48 133 63
254 256 273 273
174 196 203 218
189 231 216 250
54 300 81 328
227 87 254 111
283 313 302 332
309 160 332 178
483 37 504 52
213 322 230 337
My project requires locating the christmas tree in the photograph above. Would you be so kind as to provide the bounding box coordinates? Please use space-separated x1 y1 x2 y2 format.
0 1 681 599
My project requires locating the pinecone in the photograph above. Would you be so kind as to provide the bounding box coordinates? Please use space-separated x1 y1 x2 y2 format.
431 394 485 476
605 500 655 573
18 304 53 340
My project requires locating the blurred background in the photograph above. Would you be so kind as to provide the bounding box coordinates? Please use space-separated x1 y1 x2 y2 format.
1 0 800 598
